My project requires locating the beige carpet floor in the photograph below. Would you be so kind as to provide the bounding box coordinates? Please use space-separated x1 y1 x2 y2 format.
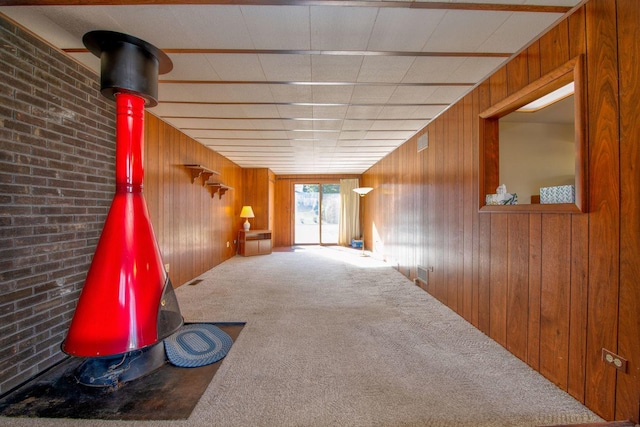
0 246 603 427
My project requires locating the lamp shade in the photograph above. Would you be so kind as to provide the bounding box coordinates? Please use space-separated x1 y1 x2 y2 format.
353 187 373 197
240 206 255 218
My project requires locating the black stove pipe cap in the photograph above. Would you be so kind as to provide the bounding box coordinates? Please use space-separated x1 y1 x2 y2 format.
83 30 172 107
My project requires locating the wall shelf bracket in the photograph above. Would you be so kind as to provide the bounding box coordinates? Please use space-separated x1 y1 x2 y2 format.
185 164 220 185
206 183 232 199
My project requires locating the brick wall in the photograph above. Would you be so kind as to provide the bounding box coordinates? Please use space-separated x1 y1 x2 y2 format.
0 16 115 395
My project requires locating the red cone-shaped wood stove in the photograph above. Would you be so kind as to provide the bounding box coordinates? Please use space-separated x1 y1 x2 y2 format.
63 31 183 387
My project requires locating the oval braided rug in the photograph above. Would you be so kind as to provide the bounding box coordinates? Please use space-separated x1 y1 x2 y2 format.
164 323 233 368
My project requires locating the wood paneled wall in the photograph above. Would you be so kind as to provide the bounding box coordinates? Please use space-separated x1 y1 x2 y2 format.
362 0 640 421
144 113 242 288
241 168 275 231
273 174 360 247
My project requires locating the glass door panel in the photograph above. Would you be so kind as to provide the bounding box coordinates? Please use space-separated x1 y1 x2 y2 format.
320 184 340 244
294 183 340 245
294 184 319 244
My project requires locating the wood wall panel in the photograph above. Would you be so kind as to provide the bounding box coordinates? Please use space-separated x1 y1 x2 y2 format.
539 214 571 390
616 0 640 421
361 1 639 421
144 113 242 288
242 168 272 231
527 214 542 371
584 0 620 419
506 214 529 362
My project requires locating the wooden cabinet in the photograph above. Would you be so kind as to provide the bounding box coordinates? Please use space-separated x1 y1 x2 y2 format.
238 230 272 256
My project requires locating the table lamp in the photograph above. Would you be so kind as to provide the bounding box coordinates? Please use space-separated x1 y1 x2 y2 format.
240 206 255 230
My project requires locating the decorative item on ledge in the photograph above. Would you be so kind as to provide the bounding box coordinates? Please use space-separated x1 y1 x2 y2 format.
240 206 255 230
206 183 232 199
185 164 220 186
485 184 518 206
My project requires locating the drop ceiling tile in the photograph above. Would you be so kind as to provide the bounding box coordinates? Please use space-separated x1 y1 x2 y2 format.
269 85 313 103
240 105 282 118
310 6 379 51
283 120 314 131
249 119 288 130
152 104 231 118
164 55 222 81
345 105 384 119
339 131 368 140
350 86 396 104
313 105 349 119
311 55 363 82
423 10 511 52
357 56 416 83
446 57 507 83
240 5 310 50
478 12 563 53
203 54 266 81
402 57 467 83
341 120 374 131
190 130 289 139
158 83 274 103
423 86 473 104
276 105 314 119
163 117 255 129
369 120 425 131
170 5 254 49
366 130 415 140
312 86 355 104
411 105 450 119
206 139 291 147
368 8 446 52
376 105 420 119
259 54 311 81
387 86 439 104
313 121 343 131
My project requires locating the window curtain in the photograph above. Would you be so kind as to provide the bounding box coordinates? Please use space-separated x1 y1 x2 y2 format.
338 178 360 246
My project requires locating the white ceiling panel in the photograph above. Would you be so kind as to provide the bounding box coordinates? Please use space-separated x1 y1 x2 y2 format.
311 56 363 82
204 54 266 81
341 120 374 131
241 5 310 50
158 84 275 103
357 56 416 83
402 57 468 83
269 85 313 103
170 6 254 49
259 54 311 81
350 86 397 104
478 12 563 53
312 106 349 119
423 10 512 52
312 86 355 104
445 57 508 83
368 8 446 52
165 55 222 81
310 6 379 51
0 1 575 174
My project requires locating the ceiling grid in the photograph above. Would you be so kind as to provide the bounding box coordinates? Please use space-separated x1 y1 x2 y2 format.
0 0 579 174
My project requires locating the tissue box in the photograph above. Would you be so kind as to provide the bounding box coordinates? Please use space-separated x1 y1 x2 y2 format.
351 239 363 248
540 185 575 204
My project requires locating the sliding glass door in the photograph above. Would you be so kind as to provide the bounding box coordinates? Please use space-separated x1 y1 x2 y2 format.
294 183 340 245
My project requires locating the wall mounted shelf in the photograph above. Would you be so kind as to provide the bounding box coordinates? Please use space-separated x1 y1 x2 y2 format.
206 183 232 199
185 164 220 186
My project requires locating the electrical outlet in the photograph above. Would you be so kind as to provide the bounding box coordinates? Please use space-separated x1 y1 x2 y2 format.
602 348 627 373
164 263 170 273
226 241 230 248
